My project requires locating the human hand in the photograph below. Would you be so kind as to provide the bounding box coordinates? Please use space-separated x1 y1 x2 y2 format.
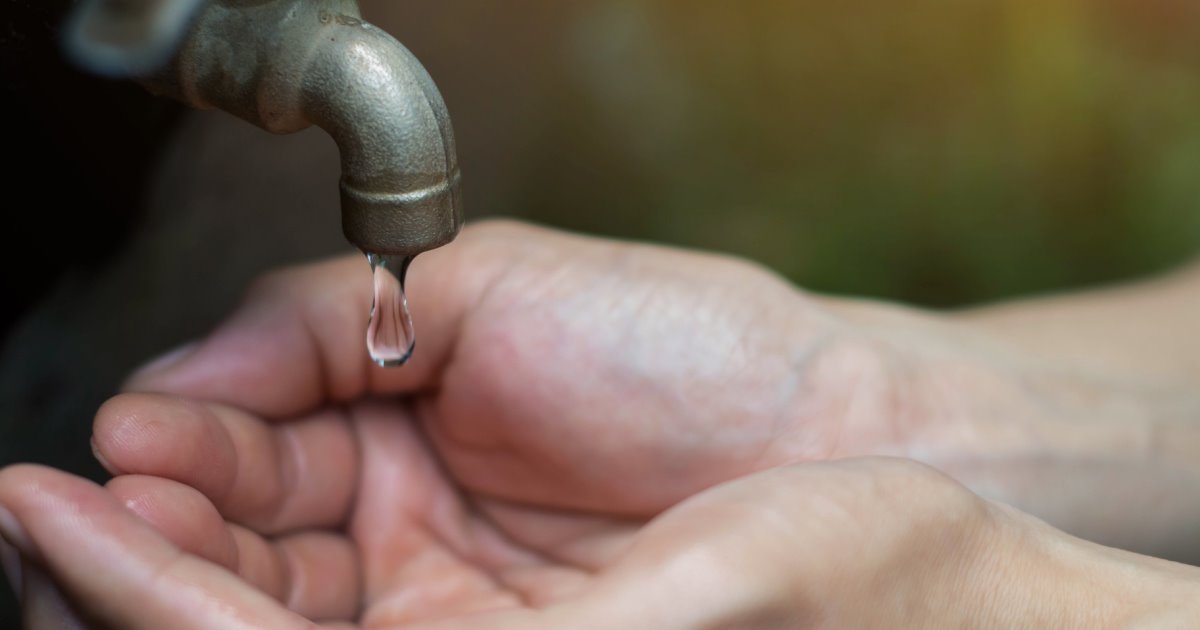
102 220 1200 559
6 456 1196 628
109 219 918 518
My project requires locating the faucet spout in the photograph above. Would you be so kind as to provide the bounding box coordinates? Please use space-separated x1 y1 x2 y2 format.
302 13 463 256
76 0 464 256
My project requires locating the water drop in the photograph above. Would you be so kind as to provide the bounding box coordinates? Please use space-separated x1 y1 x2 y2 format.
365 253 416 367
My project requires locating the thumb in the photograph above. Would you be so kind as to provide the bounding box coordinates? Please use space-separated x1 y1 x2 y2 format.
121 221 535 420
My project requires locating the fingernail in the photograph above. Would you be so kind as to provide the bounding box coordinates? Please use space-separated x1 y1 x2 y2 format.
0 507 31 556
90 438 116 475
125 340 199 388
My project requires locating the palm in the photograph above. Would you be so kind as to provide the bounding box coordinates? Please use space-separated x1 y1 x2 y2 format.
342 399 635 626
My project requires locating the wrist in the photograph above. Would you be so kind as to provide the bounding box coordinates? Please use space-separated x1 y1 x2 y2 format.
968 501 1200 627
948 261 1200 388
816 295 1200 563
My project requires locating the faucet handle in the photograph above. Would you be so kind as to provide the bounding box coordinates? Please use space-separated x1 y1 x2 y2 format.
64 0 208 77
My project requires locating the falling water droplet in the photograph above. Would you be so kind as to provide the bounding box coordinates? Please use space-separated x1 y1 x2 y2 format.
365 253 416 367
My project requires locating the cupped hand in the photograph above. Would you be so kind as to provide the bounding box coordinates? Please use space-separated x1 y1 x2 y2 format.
113 220 928 518
6 454 1072 629
108 220 1174 543
70 222 1159 623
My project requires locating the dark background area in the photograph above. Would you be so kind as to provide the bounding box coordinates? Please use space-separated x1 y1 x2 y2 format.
1 0 179 336
3 0 1200 625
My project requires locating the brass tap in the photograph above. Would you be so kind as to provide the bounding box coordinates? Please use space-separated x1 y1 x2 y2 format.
65 0 463 256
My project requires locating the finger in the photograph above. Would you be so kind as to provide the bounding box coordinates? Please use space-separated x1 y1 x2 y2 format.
229 527 361 622
0 464 309 630
105 475 239 571
122 221 542 418
105 474 361 621
94 393 357 535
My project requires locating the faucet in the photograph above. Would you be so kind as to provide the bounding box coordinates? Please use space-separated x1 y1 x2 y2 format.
64 0 463 257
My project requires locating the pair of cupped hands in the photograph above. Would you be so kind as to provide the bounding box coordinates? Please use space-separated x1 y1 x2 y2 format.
2 222 1195 628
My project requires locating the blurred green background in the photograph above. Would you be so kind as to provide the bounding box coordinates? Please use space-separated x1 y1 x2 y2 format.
461 0 1200 306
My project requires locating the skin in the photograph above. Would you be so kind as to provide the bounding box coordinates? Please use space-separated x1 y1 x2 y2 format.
2 220 1200 627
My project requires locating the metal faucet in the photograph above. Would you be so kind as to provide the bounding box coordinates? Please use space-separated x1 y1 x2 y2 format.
64 0 463 257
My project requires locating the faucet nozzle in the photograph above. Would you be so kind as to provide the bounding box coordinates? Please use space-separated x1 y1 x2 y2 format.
67 0 464 256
